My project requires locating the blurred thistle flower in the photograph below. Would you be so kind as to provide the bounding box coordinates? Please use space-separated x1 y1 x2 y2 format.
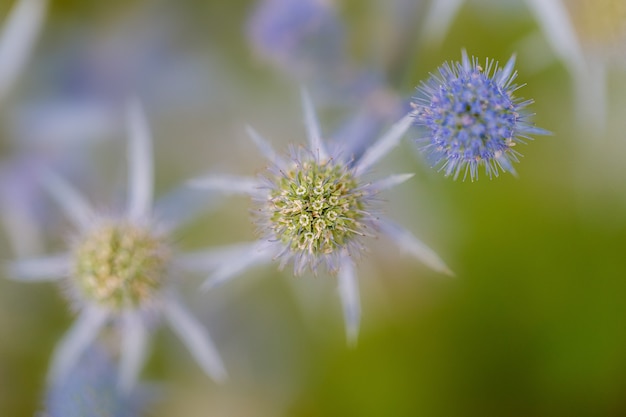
189 90 451 345
525 0 626 131
565 0 626 62
246 0 392 108
246 0 345 82
411 50 550 181
0 0 47 102
6 99 227 392
44 342 151 417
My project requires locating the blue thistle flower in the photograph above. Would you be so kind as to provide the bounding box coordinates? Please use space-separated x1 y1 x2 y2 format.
412 50 550 181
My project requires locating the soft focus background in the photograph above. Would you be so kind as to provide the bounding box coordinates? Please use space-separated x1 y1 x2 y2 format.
2 0 626 416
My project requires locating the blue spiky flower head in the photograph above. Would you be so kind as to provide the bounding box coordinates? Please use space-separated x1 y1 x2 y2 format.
411 50 550 181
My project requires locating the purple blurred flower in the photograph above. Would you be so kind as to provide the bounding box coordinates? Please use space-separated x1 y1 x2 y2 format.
247 0 345 81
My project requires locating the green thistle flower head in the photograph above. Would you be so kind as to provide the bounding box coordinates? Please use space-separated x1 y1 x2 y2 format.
71 221 170 311
264 156 365 264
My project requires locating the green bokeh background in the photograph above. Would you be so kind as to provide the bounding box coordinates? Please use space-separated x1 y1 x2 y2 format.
2 0 626 416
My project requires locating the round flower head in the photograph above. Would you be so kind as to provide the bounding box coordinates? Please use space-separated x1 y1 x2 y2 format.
257 146 370 275
412 50 550 181
70 220 170 311
190 89 452 344
7 99 227 392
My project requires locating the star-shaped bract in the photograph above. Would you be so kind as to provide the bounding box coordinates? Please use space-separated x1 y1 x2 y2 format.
189 90 451 345
7 99 226 392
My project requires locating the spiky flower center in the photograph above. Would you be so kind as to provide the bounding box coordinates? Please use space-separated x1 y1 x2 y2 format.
267 159 364 257
72 222 169 310
426 68 517 161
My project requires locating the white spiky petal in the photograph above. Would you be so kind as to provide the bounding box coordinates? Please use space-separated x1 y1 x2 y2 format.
41 172 94 231
118 312 148 393
301 88 328 161
367 173 415 193
338 253 360 346
354 112 414 176
378 218 453 276
6 253 69 281
126 97 154 221
163 295 227 382
188 174 263 196
48 306 110 385
420 0 464 46
0 0 48 101
246 125 289 169
200 243 276 290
